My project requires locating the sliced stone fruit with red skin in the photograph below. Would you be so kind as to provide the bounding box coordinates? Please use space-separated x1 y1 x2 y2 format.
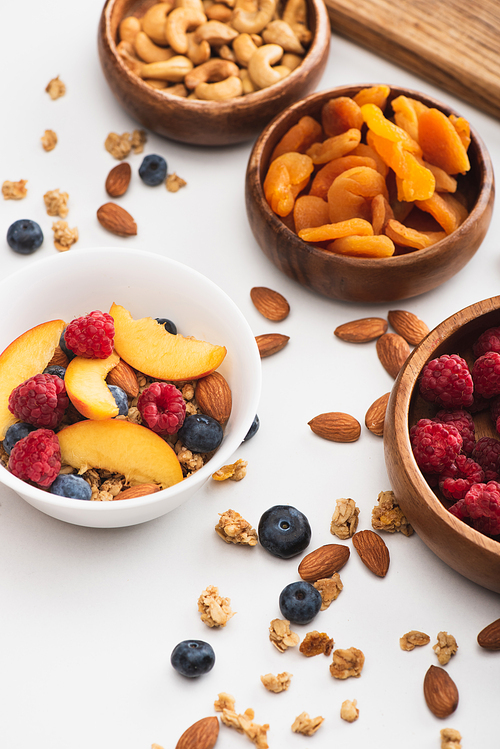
65 351 120 420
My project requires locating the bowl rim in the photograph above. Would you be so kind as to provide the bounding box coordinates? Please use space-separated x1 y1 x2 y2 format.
0 247 262 515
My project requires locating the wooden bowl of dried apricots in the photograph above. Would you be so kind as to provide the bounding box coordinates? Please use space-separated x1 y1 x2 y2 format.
245 84 495 303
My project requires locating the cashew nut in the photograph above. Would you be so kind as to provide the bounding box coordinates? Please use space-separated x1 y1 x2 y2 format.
234 0 258 12
247 43 283 88
139 55 194 82
134 31 176 62
281 0 311 44
217 44 237 62
272 64 291 80
119 16 141 44
184 58 240 88
262 20 304 54
281 52 302 71
166 82 189 96
195 75 243 99
193 19 238 45
165 8 207 54
116 41 144 76
240 67 256 93
233 32 259 66
141 3 174 46
176 0 205 10
143 78 168 89
186 31 211 64
206 2 233 21
231 0 277 34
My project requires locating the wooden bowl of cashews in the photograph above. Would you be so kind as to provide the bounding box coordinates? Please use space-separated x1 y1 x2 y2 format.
98 0 331 146
245 84 495 303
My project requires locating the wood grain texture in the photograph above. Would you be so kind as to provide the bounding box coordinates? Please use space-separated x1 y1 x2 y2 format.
325 0 500 119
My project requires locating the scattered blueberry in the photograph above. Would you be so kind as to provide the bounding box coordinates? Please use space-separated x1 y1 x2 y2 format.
279 581 322 625
155 318 177 335
170 639 215 678
7 219 43 254
49 474 92 501
243 414 259 442
59 329 76 361
258 504 311 559
43 365 66 380
177 413 223 452
109 385 129 416
139 154 167 186
3 422 38 455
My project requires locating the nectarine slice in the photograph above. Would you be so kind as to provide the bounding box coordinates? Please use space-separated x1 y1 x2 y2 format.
109 303 226 381
58 419 183 489
65 351 120 420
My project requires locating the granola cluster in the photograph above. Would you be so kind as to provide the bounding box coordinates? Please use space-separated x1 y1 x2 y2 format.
330 497 360 539
433 631 458 665
41 129 58 152
291 712 324 736
215 508 257 546
329 647 365 679
215 693 269 749
371 490 414 536
212 458 247 481
441 728 462 748
340 699 359 722
104 129 146 159
166 173 187 192
313 574 343 610
52 220 78 251
198 585 234 628
2 179 27 200
400 630 430 651
299 630 334 657
268 618 299 652
45 76 66 100
44 189 69 218
260 672 292 693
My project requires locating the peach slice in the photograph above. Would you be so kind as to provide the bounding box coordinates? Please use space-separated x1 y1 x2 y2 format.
65 351 120 420
58 419 183 489
0 319 66 440
109 303 227 381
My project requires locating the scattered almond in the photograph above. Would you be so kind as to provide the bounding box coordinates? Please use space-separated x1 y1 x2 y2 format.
334 317 388 343
423 665 459 718
175 716 219 749
365 392 390 436
352 529 390 577
114 483 161 500
250 287 290 321
105 162 132 197
97 202 137 236
477 617 500 650
388 309 429 345
298 544 350 582
308 412 361 443
107 358 140 398
376 333 411 378
196 372 232 424
256 333 289 358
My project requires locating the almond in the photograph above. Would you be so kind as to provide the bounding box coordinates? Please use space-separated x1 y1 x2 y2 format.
195 371 232 424
175 716 219 749
97 202 137 236
477 617 500 650
423 665 459 718
114 483 161 500
388 309 429 345
47 345 69 368
298 543 350 582
334 317 388 343
107 358 140 398
376 333 411 378
256 333 289 358
365 392 390 436
352 529 390 577
308 412 361 443
250 286 290 321
105 162 132 197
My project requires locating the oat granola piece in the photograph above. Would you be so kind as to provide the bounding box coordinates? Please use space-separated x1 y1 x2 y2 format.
330 497 360 539
174 441 204 475
371 490 414 536
131 128 147 154
441 728 462 748
291 712 324 736
52 220 78 251
46 76 66 99
2 180 27 200
340 699 359 722
212 459 248 481
198 584 234 628
313 573 343 610
214 692 236 712
215 508 257 545
166 173 187 192
151 744 164 749
299 630 334 657
269 618 300 652
105 132 132 160
433 631 458 665
44 189 69 218
400 630 430 651
41 129 58 151
329 647 365 679
260 672 292 693
214 694 269 749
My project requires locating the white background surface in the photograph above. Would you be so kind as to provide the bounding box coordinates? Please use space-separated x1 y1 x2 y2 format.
1 2 499 748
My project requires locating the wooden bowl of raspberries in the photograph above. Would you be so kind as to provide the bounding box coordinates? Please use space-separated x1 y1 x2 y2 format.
245 83 494 303
384 296 500 594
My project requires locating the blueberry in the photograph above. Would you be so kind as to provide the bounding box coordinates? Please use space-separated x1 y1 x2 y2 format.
43 365 66 380
279 581 322 625
49 474 92 501
139 154 167 186
243 414 259 442
170 639 215 678
109 385 129 416
3 422 38 455
7 219 43 254
258 504 311 559
59 329 76 361
177 413 223 452
155 318 177 335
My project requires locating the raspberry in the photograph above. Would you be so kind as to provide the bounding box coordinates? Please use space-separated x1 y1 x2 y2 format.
64 310 115 358
472 326 500 359
8 373 68 429
8 429 61 487
410 418 462 474
472 351 500 398
418 354 473 408
490 395 500 434
439 454 485 501
471 437 500 481
468 392 490 413
434 409 475 455
449 481 500 536
137 382 186 435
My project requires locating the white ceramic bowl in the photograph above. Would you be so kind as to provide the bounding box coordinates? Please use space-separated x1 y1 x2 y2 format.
0 248 261 528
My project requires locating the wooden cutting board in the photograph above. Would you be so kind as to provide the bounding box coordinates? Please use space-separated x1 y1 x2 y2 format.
324 0 500 119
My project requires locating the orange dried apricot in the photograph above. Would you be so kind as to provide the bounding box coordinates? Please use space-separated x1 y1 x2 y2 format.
361 103 422 155
264 152 314 217
384 218 446 249
353 84 390 110
309 155 378 200
449 114 471 150
418 108 470 174
367 131 435 201
321 96 363 137
351 143 389 177
306 128 361 165
371 194 394 234
420 159 457 193
271 116 323 162
327 234 395 257
293 195 330 233
391 95 429 142
415 192 469 234
327 166 388 224
298 218 374 242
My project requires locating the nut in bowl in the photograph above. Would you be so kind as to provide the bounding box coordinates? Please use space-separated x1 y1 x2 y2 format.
0 248 261 528
384 296 500 594
245 84 494 303
98 0 330 146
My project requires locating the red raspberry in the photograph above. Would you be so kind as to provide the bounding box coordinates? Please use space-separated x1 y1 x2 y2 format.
8 373 68 429
419 354 473 408
473 326 500 359
468 392 490 413
434 409 475 455
138 382 186 435
472 351 500 398
490 395 500 434
64 310 115 358
471 436 500 481
439 454 485 501
8 429 61 487
449 481 500 536
410 418 462 474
